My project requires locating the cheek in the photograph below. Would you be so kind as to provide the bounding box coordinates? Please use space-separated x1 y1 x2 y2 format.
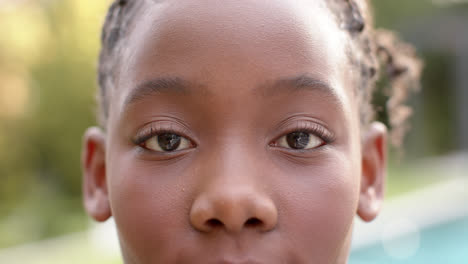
276 152 360 262
107 152 192 262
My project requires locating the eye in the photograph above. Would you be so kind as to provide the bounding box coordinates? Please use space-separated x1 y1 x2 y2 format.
277 131 325 150
142 133 192 152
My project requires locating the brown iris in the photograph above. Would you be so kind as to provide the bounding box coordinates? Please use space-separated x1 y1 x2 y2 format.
286 132 310 149
157 133 181 151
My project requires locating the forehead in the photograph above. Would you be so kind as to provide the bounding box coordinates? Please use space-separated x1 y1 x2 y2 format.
113 0 351 114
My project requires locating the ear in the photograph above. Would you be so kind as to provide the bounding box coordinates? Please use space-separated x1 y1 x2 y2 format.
81 127 111 222
357 122 387 222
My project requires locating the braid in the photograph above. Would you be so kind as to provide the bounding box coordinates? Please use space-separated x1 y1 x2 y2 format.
98 0 142 126
326 0 422 147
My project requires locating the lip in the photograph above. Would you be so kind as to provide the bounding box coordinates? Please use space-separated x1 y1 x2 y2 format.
208 258 264 264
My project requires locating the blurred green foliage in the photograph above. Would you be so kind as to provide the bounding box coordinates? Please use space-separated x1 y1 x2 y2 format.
0 0 110 247
0 0 466 249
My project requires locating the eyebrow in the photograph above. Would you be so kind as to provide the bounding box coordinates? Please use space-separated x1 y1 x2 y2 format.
256 74 344 108
123 74 343 110
257 74 338 98
123 77 194 107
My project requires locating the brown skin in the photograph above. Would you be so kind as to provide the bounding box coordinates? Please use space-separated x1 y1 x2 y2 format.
82 0 386 263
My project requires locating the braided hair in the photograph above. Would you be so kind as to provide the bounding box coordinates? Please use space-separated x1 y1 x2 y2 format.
98 0 142 123
97 0 422 147
326 0 422 146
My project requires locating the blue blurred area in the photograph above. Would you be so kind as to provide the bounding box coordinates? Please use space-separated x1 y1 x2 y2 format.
350 217 468 263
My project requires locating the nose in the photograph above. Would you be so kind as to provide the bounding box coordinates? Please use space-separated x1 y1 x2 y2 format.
190 186 278 234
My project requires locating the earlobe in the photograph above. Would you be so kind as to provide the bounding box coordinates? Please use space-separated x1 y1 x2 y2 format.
81 127 112 222
357 122 387 222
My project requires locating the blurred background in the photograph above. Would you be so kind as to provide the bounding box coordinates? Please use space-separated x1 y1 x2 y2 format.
0 0 466 263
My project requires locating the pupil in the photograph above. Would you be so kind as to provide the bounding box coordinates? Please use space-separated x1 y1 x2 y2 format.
157 133 181 151
286 132 310 149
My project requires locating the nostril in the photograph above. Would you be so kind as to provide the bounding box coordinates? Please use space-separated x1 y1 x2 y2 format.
244 217 263 228
206 218 223 228
190 192 278 233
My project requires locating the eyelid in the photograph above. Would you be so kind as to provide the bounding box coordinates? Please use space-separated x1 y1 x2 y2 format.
270 120 336 146
131 121 194 147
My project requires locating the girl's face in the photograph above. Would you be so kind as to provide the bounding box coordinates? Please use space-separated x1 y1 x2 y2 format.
82 0 386 263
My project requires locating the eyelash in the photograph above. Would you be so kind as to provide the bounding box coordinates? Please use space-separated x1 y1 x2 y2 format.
273 121 336 146
132 124 191 147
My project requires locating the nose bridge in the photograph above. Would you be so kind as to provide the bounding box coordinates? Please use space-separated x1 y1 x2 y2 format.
203 136 262 187
189 143 278 233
